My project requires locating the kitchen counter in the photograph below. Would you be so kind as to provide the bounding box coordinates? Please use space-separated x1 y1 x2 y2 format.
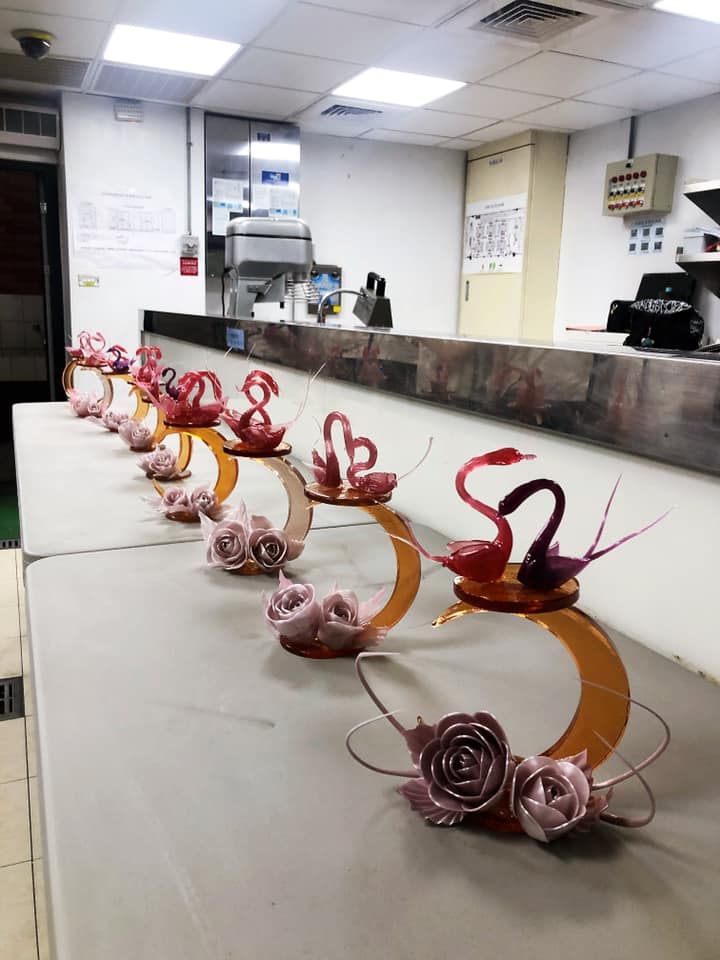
144 310 720 477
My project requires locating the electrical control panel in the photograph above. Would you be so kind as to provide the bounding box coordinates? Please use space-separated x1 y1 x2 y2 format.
603 153 678 218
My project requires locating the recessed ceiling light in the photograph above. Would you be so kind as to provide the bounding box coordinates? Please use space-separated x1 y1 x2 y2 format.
103 24 240 77
653 0 720 23
332 68 465 108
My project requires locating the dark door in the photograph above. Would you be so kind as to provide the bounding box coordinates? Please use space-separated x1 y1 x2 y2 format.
0 160 64 545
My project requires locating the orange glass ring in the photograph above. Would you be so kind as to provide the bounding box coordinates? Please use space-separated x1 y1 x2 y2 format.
62 360 149 421
127 382 153 422
62 359 112 408
223 441 313 544
433 563 630 832
304 482 422 634
151 418 238 516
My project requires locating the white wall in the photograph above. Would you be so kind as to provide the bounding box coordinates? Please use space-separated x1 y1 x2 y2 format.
300 133 465 335
60 92 206 350
60 95 465 343
555 92 720 345
148 333 720 684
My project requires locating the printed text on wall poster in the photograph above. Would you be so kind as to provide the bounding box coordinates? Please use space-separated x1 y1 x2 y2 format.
463 193 527 275
73 189 178 268
212 178 246 237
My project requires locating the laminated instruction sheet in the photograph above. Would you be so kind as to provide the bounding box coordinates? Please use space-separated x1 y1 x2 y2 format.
211 178 246 237
463 193 527 274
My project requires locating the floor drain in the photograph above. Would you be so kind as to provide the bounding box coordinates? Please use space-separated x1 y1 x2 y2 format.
0 677 24 720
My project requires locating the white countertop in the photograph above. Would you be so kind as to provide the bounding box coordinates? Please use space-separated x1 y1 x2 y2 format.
13 402 368 562
26 530 720 960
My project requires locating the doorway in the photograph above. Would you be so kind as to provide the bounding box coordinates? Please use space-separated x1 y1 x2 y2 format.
0 159 64 545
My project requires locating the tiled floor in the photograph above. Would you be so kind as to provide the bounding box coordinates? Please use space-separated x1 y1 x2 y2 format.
0 548 48 960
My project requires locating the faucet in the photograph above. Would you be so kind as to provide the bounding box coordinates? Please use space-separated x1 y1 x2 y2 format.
317 288 366 324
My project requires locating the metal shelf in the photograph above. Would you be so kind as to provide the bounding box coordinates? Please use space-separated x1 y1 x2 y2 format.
676 252 720 298
684 180 720 225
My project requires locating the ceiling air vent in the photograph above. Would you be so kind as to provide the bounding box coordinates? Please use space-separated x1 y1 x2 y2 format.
472 0 591 42
321 104 383 120
92 64 205 104
0 103 60 150
0 52 88 89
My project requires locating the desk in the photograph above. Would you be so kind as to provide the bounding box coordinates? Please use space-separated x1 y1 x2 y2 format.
26 529 719 960
13 402 367 562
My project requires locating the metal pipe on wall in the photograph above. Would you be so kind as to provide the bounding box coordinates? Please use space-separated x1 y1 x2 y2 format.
185 106 192 235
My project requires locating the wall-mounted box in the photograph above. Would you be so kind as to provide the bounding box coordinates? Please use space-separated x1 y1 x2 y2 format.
603 153 678 218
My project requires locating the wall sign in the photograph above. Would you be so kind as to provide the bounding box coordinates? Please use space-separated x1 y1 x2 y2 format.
628 218 665 256
179 257 198 276
463 193 527 275
73 189 178 266
261 170 289 184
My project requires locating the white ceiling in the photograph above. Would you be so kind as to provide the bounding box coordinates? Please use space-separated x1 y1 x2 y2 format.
0 0 720 149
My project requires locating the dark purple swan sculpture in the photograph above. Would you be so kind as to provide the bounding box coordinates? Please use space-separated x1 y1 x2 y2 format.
498 477 668 591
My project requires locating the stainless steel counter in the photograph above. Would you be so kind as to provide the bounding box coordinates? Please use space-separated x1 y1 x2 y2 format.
143 311 720 477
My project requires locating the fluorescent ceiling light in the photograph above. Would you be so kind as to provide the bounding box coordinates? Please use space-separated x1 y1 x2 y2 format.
103 24 240 77
653 0 720 23
332 68 465 108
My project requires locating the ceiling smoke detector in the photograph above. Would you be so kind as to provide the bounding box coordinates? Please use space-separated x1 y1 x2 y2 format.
471 0 592 41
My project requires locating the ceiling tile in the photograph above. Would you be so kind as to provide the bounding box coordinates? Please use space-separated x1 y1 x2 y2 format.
552 9 720 70
516 99 632 131
299 117 372 136
361 129 446 146
438 137 483 149
466 120 530 141
0 9 109 59
483 52 638 98
222 47 357 92
252 3 420 63
659 48 720 84
114 0 290 45
193 79 317 118
585 71 719 112
302 0 472 27
378 30 535 83
0 0 116 18
378 108 491 137
430 83 557 119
